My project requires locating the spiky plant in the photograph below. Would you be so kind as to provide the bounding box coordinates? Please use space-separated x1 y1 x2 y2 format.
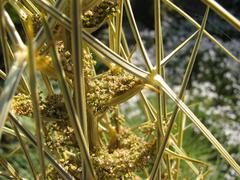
0 0 239 179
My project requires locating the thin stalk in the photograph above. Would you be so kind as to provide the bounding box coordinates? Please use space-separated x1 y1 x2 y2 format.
166 156 172 180
83 46 100 151
144 168 149 178
71 0 88 143
5 42 30 94
115 0 123 54
2 126 26 140
163 0 240 64
42 16 96 179
107 84 144 106
33 0 66 50
0 158 22 179
31 0 150 79
154 0 170 178
0 172 14 179
9 113 74 179
5 145 21 158
88 111 100 149
170 137 200 175
108 17 115 51
154 0 165 138
160 30 199 66
121 31 130 56
0 1 10 73
5 42 14 63
124 0 153 71
10 121 37 179
89 47 113 68
8 0 32 22
139 96 201 174
153 73 240 175
0 54 27 139
120 45 128 60
83 31 150 80
142 102 152 122
27 19 46 179
63 1 71 51
121 32 158 142
140 92 157 122
2 10 30 97
107 19 126 60
0 69 25 94
22 0 41 14
127 44 137 61
175 110 186 180
202 0 240 31
19 74 30 95
41 73 54 95
165 148 209 167
29 4 240 175
149 7 209 179
71 0 90 178
3 11 25 49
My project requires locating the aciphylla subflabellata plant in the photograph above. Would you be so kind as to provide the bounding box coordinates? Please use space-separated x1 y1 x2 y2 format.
0 0 240 179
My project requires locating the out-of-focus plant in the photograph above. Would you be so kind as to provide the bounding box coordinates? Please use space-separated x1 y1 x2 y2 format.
0 0 239 179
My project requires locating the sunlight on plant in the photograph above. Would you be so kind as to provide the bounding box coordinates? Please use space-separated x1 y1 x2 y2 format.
0 0 239 179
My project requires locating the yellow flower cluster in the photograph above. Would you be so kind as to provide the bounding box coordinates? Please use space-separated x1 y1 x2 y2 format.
82 0 118 28
11 93 45 116
45 122 155 179
31 0 118 37
82 49 96 79
92 127 155 179
32 14 42 34
87 70 142 114
56 41 74 79
11 93 33 116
